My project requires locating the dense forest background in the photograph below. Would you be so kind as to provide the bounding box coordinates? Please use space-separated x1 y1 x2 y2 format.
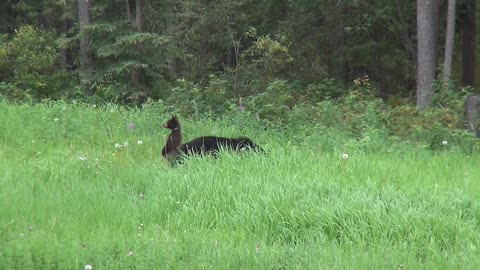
0 1 479 133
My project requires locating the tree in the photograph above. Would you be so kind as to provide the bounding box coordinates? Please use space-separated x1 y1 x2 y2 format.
442 0 456 88
326 0 346 82
416 0 439 110
78 0 95 94
61 0 74 70
130 0 145 87
461 0 475 86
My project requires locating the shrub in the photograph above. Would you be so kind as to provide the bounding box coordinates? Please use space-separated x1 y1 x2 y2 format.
0 26 77 101
245 80 296 125
166 76 232 116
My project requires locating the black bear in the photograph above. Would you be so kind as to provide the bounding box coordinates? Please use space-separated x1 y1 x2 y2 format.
177 136 263 157
161 115 182 158
160 115 263 164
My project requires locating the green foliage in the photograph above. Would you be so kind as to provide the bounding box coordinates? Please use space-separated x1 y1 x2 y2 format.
166 76 232 116
242 34 294 78
245 79 295 125
383 84 478 151
302 78 345 101
81 18 170 98
231 34 294 97
0 26 76 101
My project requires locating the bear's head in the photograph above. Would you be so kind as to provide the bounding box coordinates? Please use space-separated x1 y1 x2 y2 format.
163 115 180 130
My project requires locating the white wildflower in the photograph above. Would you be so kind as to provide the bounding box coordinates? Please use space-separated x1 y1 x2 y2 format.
442 140 448 145
85 265 93 270
137 140 143 145
123 141 129 148
128 251 134 256
54 118 59 122
78 156 87 161
342 153 349 160
115 143 122 149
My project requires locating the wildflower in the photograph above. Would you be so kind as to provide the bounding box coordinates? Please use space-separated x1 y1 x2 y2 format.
442 140 448 145
115 143 122 149
92 104 97 108
139 193 144 199
20 233 24 238
137 140 143 145
78 156 87 161
128 251 134 256
123 141 129 148
110 108 115 113
342 153 349 160
85 265 93 270
54 118 59 122
128 123 136 130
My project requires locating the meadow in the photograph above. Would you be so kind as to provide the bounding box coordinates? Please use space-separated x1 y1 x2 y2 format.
1 101 480 269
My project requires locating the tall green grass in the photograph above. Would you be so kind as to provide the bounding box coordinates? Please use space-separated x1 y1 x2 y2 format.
1 101 480 269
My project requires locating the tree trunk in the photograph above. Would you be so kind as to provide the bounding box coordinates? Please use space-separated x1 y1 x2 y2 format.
442 0 456 89
135 0 145 31
126 0 133 20
62 0 74 70
166 2 181 79
78 0 95 95
462 0 475 87
130 0 145 87
62 18 74 70
465 95 480 137
416 0 438 110
326 1 346 83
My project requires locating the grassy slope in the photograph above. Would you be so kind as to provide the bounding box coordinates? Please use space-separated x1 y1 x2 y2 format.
1 101 480 269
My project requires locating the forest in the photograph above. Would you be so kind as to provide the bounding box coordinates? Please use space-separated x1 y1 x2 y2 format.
0 1 477 100
1 1 480 269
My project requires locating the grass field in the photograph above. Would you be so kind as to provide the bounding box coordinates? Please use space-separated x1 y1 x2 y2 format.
1 101 480 269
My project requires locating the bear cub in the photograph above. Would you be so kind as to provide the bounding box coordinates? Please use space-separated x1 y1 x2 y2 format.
161 115 182 158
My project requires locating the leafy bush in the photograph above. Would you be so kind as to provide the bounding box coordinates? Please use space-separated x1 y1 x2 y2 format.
245 80 296 125
302 78 345 102
0 26 76 101
166 76 232 116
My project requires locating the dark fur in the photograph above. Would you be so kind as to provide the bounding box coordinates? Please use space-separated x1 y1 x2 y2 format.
161 115 182 158
177 136 263 157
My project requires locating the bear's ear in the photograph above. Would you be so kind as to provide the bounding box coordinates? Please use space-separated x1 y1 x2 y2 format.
172 115 178 120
